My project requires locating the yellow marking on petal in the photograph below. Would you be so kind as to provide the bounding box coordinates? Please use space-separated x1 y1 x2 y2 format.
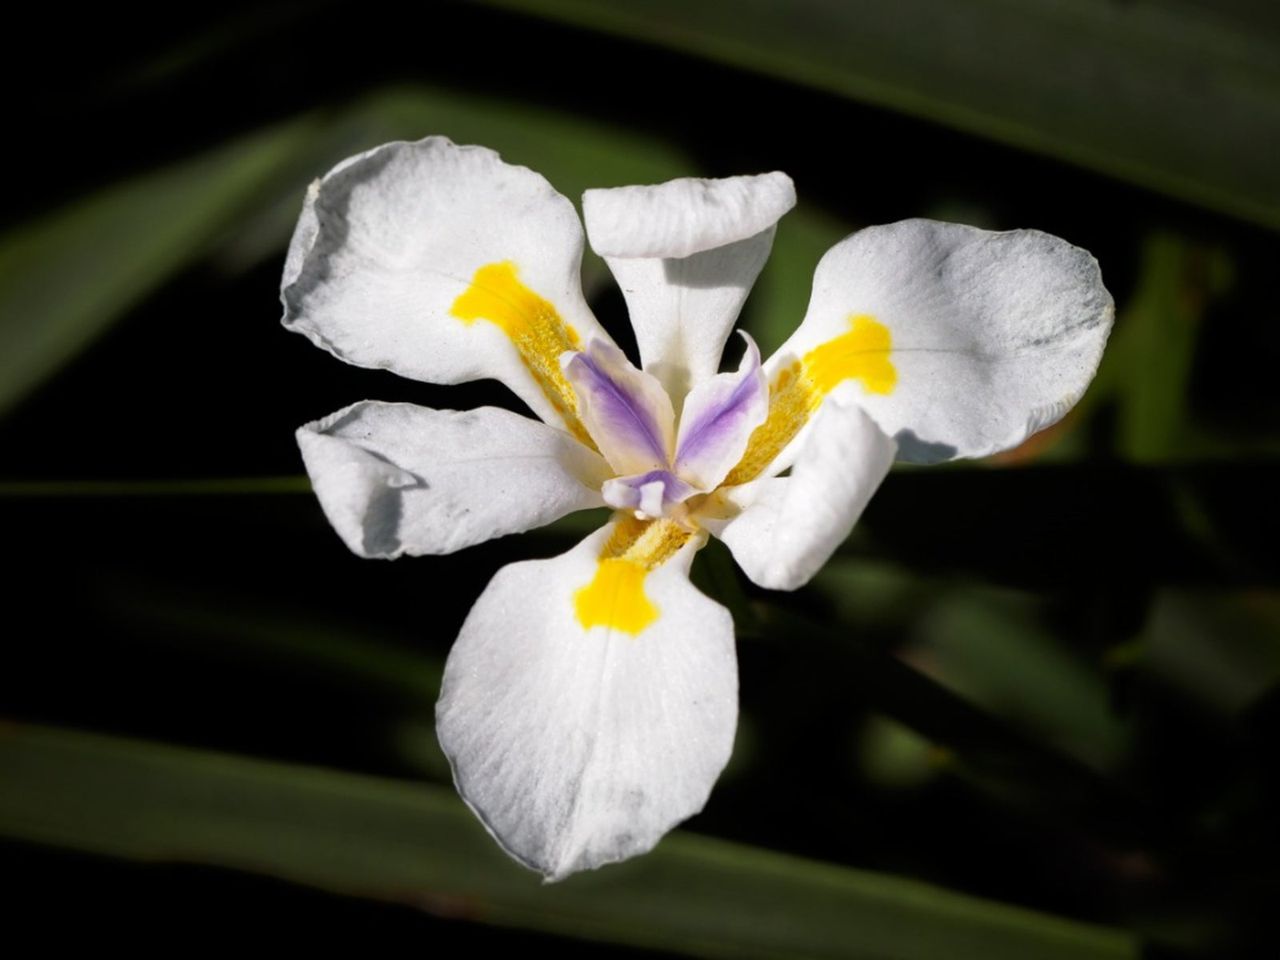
724 314 895 485
573 516 692 636
806 314 897 396
449 260 595 448
574 559 657 635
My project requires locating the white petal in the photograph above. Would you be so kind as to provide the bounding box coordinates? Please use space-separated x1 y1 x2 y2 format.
436 521 737 880
282 137 610 435
583 172 795 259
583 174 794 400
296 401 610 558
702 390 896 590
774 219 1114 462
602 228 778 400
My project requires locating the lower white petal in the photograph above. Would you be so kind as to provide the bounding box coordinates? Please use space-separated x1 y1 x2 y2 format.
297 401 610 558
436 521 737 880
703 389 896 590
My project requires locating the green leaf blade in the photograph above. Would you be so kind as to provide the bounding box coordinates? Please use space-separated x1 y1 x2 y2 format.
487 0 1280 230
0 120 318 416
0 723 1138 960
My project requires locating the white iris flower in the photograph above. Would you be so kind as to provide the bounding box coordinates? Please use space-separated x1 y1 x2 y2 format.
282 137 1113 880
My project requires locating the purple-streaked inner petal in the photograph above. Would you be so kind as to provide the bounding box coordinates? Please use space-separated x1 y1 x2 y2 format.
673 333 768 490
602 469 698 518
564 340 674 475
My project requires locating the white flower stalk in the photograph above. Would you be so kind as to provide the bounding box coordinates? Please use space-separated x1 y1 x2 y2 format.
282 137 1114 881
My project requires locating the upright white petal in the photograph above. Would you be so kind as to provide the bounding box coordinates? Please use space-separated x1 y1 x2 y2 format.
583 173 795 259
297 402 610 558
772 219 1113 462
436 522 737 880
583 174 795 400
702 389 896 590
282 137 611 435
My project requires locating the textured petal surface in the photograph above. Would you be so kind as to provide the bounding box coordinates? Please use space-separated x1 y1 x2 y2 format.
771 219 1114 462
585 173 793 400
436 521 737 880
702 389 896 590
297 401 610 558
564 339 675 476
281 137 609 434
583 172 795 259
673 333 768 491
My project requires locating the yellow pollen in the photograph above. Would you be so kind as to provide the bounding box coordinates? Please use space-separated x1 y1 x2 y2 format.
573 516 692 636
449 260 594 449
724 314 896 485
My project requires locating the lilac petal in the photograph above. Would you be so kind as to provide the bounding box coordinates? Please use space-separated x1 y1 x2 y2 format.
673 332 768 490
563 340 675 476
602 469 698 517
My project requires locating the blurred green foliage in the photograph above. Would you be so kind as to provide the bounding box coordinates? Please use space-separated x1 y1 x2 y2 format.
0 724 1136 960
486 0 1280 230
0 121 315 416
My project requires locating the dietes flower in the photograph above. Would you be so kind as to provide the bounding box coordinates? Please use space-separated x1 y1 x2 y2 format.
282 137 1113 880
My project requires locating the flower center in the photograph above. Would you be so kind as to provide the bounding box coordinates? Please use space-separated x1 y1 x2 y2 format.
563 335 769 523
601 468 697 520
